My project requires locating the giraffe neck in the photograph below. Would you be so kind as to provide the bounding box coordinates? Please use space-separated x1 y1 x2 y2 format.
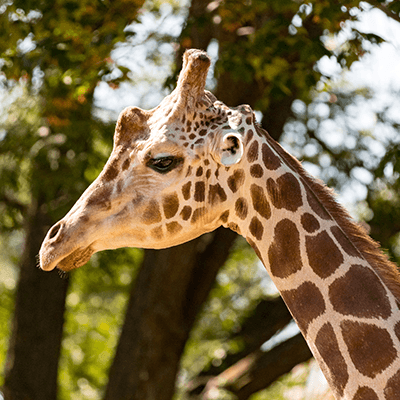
225 128 400 400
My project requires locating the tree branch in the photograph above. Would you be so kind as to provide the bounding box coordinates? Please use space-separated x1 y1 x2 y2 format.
104 228 237 400
0 193 27 212
198 333 312 400
189 296 293 392
372 2 400 24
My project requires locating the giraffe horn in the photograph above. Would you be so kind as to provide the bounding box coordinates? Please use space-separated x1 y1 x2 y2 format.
175 49 211 109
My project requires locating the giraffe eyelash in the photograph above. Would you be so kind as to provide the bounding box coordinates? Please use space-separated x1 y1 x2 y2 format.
146 155 184 174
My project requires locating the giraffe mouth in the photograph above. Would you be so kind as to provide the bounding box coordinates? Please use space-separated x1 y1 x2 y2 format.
40 245 94 272
55 246 95 272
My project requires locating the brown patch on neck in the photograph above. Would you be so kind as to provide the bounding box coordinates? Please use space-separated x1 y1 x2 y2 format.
329 264 392 319
385 369 400 400
281 281 325 335
306 231 344 279
315 322 349 397
354 387 379 400
256 125 400 301
341 321 397 378
268 219 302 279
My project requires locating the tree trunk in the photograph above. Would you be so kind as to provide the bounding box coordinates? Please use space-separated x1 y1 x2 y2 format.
230 334 312 400
104 228 237 400
104 3 307 399
3 197 69 400
189 296 293 389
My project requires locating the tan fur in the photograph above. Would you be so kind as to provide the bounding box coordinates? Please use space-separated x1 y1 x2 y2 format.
258 125 400 300
39 49 400 400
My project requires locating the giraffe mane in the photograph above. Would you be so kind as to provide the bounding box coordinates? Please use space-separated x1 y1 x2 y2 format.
256 125 400 301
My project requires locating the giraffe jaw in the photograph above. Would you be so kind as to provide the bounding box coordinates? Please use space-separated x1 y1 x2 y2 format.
40 244 95 272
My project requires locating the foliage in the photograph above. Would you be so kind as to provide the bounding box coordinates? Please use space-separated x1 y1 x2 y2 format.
0 0 143 220
0 280 14 383
175 1 400 398
251 360 332 400
178 238 265 384
0 0 143 89
1 0 400 399
282 77 400 259
59 248 142 400
178 0 390 116
0 0 144 396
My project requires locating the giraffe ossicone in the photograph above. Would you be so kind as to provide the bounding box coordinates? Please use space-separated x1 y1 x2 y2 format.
39 49 400 400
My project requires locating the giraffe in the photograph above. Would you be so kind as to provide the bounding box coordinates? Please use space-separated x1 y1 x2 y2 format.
39 49 400 400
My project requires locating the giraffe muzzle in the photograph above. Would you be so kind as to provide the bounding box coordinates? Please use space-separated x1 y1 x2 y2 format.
39 219 94 272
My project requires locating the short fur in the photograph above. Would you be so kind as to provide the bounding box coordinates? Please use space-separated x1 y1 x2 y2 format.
257 125 400 301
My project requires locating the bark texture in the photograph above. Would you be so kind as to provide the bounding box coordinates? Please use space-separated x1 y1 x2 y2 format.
104 228 237 400
3 199 69 400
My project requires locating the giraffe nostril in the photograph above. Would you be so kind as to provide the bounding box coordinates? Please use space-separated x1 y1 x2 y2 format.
48 223 62 240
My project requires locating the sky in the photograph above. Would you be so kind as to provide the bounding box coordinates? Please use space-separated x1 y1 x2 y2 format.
1 0 398 302
93 2 400 216
94 3 400 113
1 3 400 397
18 0 400 345
277 4 400 214
94 2 187 119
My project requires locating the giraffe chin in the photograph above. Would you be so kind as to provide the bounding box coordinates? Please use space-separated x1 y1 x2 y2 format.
55 246 95 272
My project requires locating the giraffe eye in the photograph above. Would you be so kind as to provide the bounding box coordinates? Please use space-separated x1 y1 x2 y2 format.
147 156 182 174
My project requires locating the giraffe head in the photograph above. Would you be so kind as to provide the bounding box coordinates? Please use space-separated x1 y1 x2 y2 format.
39 49 256 272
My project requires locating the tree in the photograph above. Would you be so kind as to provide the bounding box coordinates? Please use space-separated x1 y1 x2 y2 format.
0 1 144 398
103 1 400 400
1 1 400 399
176 1 400 398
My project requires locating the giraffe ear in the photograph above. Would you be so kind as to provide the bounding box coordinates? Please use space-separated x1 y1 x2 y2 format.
219 133 244 166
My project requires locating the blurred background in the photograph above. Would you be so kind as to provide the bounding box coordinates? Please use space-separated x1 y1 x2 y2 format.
1 1 400 399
